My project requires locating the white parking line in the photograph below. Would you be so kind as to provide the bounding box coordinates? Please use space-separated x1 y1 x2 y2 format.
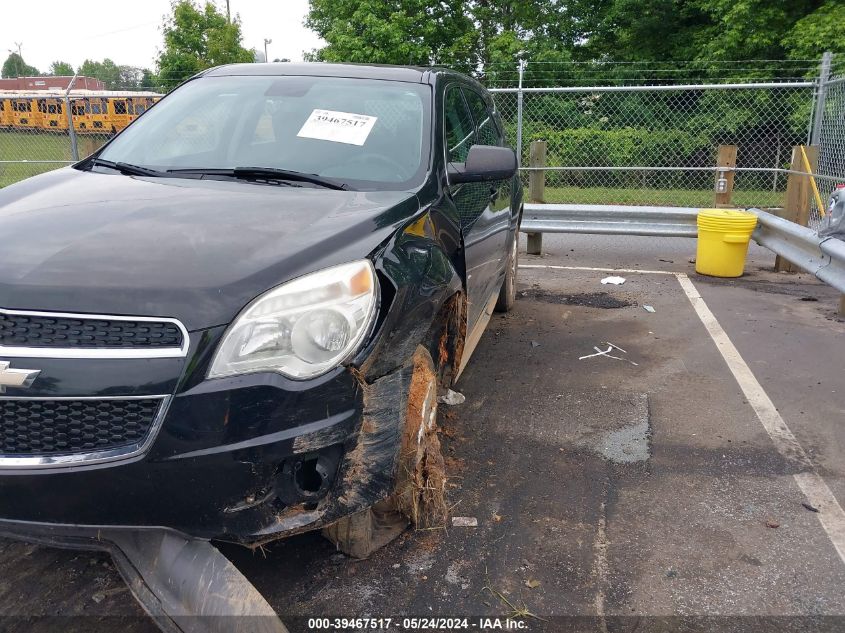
676 273 845 566
519 264 679 275
521 261 845 563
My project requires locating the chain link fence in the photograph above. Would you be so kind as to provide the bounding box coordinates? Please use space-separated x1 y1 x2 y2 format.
0 91 159 188
492 82 812 209
815 58 845 227
487 55 845 233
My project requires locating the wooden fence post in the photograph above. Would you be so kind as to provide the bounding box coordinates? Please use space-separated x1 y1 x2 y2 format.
775 145 818 272
714 144 737 208
526 140 546 255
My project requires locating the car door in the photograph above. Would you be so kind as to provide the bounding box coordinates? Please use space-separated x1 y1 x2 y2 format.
443 85 510 332
462 86 511 290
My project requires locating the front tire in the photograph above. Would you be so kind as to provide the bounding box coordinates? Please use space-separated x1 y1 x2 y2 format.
322 347 447 558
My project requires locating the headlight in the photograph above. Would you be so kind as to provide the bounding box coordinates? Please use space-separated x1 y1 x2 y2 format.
208 260 378 380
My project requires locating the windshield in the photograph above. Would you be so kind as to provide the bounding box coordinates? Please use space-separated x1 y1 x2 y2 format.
95 75 432 190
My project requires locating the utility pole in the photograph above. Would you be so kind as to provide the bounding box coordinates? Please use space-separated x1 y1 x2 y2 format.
225 0 230 22
14 42 23 76
264 38 272 63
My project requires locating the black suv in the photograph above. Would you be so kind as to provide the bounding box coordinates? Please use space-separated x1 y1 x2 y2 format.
0 63 522 558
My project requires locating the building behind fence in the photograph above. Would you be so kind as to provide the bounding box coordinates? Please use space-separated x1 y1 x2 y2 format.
1 56 844 233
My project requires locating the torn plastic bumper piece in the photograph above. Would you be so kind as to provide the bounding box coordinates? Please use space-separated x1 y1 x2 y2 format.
0 520 287 633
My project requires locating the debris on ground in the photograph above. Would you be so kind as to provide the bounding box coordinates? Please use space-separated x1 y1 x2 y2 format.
578 343 639 366
438 389 466 405
492 513 504 523
452 517 478 527
531 341 540 348
525 579 541 589
765 519 781 528
802 502 820 513
601 276 626 285
483 577 546 621
643 305 656 313
91 587 126 604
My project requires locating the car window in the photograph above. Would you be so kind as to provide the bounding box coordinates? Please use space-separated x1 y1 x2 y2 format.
444 86 475 163
462 89 501 147
96 75 432 191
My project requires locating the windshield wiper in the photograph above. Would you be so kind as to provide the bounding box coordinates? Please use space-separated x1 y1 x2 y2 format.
89 158 165 178
167 167 350 191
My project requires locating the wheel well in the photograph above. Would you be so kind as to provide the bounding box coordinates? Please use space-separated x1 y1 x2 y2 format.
423 292 466 389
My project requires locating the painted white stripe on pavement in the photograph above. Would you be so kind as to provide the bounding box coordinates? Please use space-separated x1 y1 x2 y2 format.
676 272 845 566
519 264 679 275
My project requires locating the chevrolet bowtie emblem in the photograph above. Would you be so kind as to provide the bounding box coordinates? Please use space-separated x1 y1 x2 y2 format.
0 361 40 393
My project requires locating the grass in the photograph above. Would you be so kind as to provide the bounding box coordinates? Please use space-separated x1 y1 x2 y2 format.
0 130 106 188
541 186 784 209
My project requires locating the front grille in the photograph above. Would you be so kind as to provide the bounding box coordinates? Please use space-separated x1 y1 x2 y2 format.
0 398 161 456
0 312 183 349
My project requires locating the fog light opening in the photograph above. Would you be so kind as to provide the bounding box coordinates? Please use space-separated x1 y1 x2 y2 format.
276 445 342 505
295 457 324 494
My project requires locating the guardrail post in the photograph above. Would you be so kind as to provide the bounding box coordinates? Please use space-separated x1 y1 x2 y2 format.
526 140 546 255
776 145 818 272
714 144 737 208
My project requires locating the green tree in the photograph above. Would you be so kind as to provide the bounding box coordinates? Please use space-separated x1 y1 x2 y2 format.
305 0 476 71
305 0 603 80
78 58 122 87
49 61 75 76
784 1 845 60
1 53 39 78
156 0 255 89
140 69 159 90
586 0 838 71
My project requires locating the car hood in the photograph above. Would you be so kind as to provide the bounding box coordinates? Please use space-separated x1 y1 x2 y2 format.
0 168 419 330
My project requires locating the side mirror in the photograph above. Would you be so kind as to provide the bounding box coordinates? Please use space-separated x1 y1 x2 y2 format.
447 145 517 184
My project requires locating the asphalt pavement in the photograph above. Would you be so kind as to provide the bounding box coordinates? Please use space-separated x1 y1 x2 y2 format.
1 234 843 632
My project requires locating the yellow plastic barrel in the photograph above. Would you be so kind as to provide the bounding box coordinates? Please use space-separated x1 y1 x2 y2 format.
695 209 758 278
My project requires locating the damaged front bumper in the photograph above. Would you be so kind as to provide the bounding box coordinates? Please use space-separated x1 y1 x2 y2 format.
0 339 426 633
0 356 418 546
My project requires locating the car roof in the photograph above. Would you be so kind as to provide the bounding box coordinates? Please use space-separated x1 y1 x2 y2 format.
200 62 485 91
203 62 432 83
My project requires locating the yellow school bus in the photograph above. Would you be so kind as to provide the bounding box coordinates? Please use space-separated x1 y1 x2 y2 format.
10 97 41 129
37 97 69 131
0 90 162 134
0 96 13 127
109 94 160 132
86 97 110 132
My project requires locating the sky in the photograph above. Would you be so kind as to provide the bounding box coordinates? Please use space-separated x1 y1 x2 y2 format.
0 0 325 73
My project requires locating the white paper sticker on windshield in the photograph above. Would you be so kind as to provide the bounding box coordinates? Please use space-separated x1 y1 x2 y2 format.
297 109 378 146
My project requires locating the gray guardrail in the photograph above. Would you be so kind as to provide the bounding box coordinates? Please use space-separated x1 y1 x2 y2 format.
521 203 699 237
752 209 845 294
519 203 845 295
